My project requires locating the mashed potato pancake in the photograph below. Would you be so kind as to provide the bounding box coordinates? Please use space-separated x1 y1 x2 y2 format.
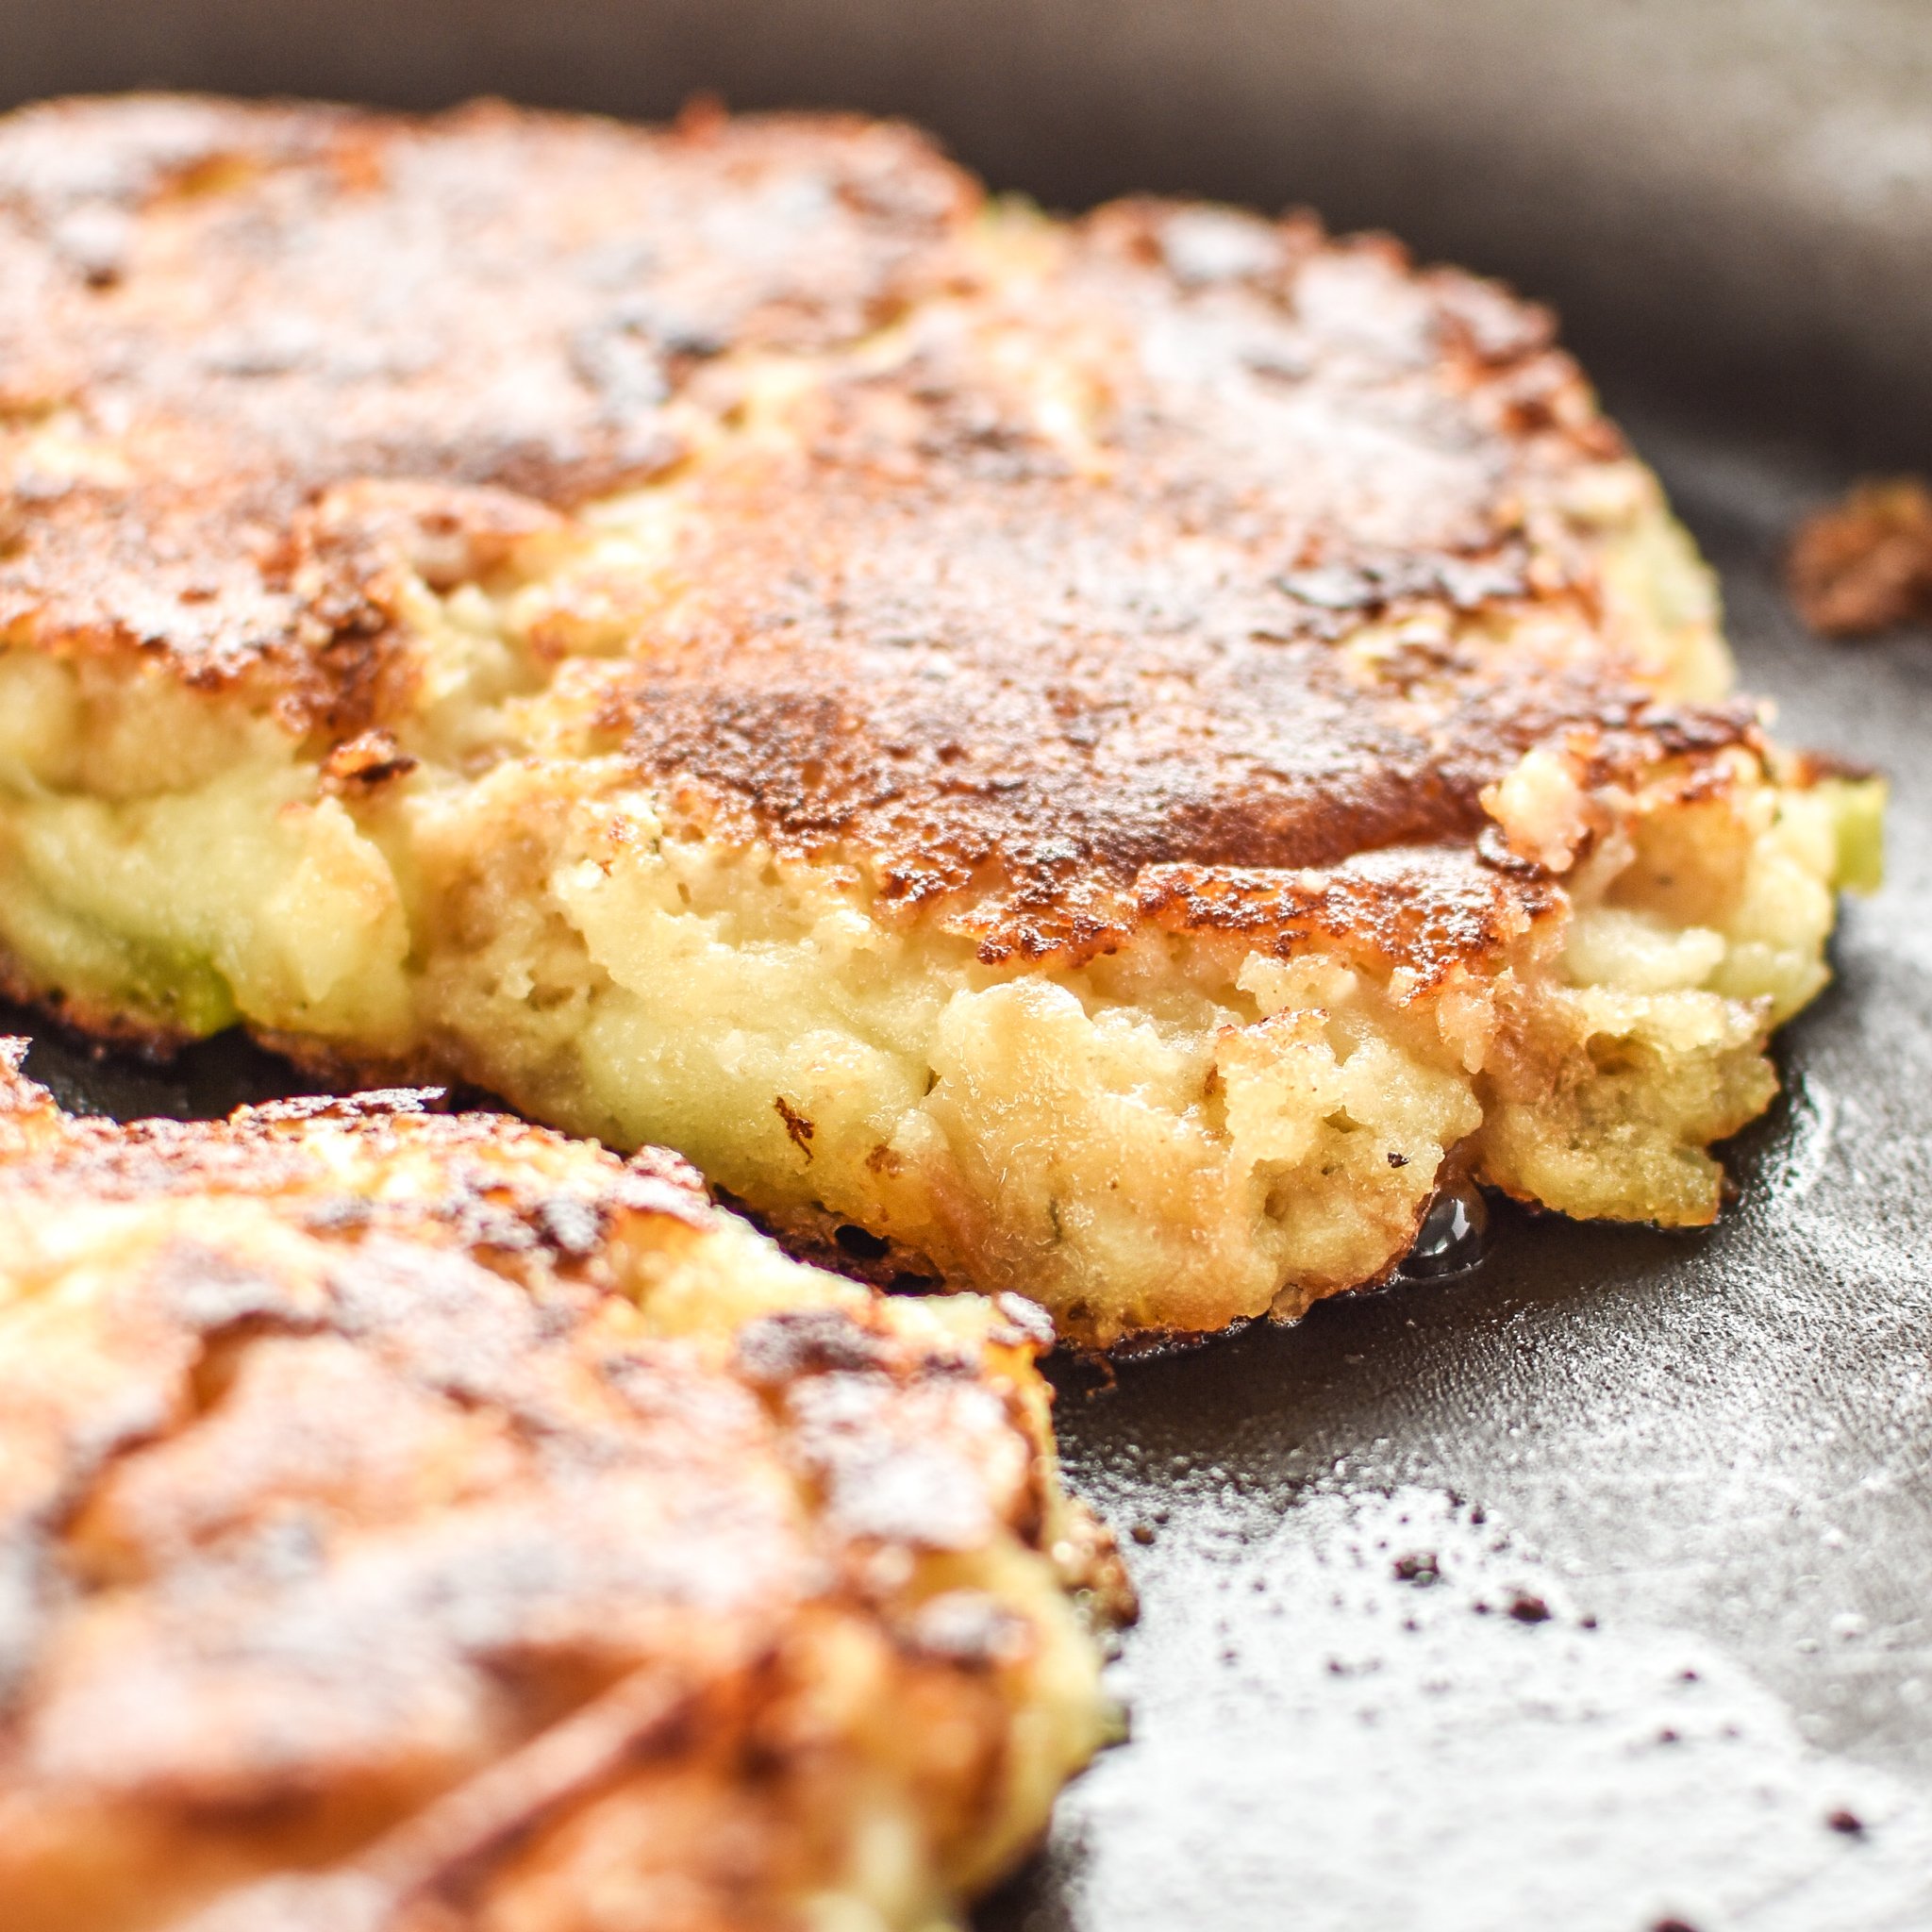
0 96 1881 1344
0 1040 1119 1932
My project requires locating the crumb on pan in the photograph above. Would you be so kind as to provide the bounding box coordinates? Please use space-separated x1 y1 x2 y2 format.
1787 476 1932 637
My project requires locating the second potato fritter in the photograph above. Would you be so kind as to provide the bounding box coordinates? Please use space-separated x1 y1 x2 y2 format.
0 1042 1119 1932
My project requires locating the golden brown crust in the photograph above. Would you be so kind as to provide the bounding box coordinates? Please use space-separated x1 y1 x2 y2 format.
566 198 1754 965
0 93 974 730
1134 841 1561 987
0 96 1753 974
0 1048 1114 1931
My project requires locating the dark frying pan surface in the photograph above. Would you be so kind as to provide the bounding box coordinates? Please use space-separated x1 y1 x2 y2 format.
6 8 1932 1924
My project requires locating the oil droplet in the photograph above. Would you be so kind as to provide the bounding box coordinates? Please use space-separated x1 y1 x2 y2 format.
1399 1184 1489 1280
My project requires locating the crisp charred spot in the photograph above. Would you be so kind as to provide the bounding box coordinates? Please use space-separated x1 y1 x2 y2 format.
321 727 418 790
773 1096 816 1158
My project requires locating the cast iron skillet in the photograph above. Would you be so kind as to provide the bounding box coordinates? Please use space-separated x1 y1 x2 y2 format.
5 8 1931 1925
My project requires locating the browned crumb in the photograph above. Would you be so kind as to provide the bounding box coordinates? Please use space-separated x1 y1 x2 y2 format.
1788 477 1932 637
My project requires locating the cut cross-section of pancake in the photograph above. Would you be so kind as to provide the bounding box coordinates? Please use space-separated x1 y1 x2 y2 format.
0 96 1883 1345
0 1039 1121 1932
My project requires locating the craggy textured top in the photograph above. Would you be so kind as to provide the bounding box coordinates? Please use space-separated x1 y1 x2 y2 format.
582 200 1756 964
0 94 969 688
0 95 1757 968
0 1042 1111 1930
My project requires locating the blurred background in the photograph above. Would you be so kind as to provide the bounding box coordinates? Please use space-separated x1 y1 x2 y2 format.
2 0 1930 467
